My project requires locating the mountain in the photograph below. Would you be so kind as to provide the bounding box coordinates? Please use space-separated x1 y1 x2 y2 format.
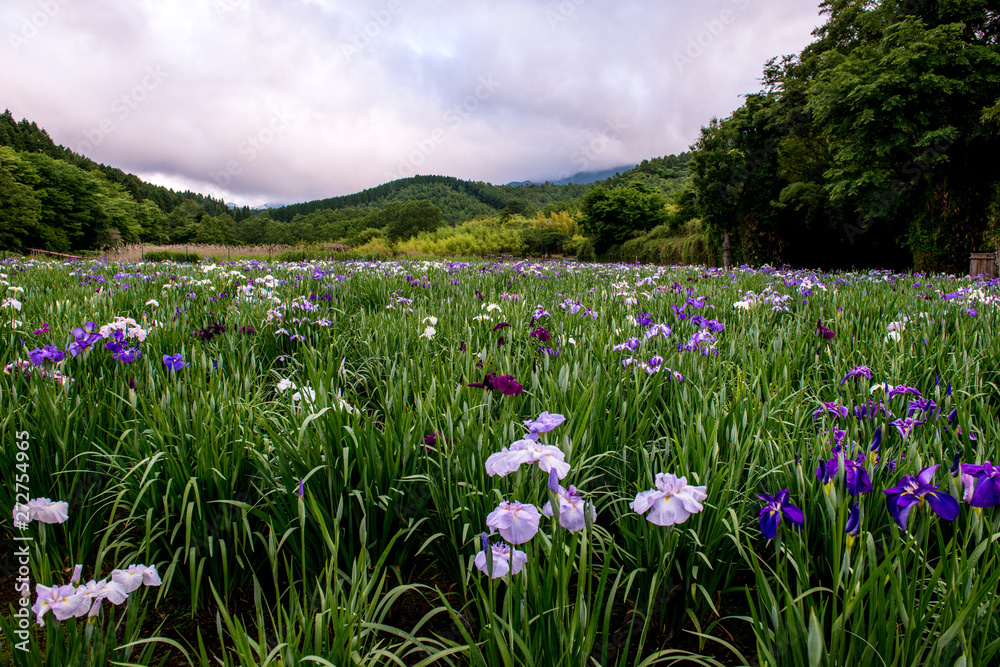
508 165 637 187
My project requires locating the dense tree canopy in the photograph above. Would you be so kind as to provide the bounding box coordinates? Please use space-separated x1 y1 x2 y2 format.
691 0 1000 272
580 183 668 254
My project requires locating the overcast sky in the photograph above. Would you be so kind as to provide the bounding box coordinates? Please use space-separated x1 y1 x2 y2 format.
1 0 825 207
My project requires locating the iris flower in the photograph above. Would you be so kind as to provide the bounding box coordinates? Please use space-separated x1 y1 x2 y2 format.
889 418 923 440
907 399 937 417
757 489 805 539
840 366 872 385
635 313 655 326
958 462 1000 508
815 319 836 339
474 541 527 578
542 478 595 532
27 345 66 366
630 472 707 527
162 353 188 371
485 438 570 478
523 412 565 440
468 373 523 396
813 402 849 420
486 501 540 544
885 384 922 401
883 465 959 530
529 327 551 342
13 498 70 525
845 502 861 547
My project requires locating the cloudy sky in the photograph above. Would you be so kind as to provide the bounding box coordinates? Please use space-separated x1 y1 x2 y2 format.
2 0 825 207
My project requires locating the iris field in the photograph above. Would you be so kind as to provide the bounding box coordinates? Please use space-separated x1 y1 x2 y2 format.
2 256 999 666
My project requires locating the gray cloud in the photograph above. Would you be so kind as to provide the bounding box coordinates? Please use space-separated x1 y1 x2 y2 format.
1 0 824 206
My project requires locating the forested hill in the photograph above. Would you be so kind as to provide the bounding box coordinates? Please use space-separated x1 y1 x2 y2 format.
1 104 691 254
265 153 691 224
0 110 245 219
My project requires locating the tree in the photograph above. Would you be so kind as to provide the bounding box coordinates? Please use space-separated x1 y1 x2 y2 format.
580 183 667 254
0 146 41 251
807 11 1000 270
384 200 443 241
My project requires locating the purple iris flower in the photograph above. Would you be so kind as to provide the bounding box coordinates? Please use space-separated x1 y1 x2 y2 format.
757 489 805 539
116 347 141 364
845 502 861 537
67 323 103 357
162 354 188 371
883 465 960 530
813 402 849 420
635 313 655 326
855 400 892 420
686 296 706 309
950 451 962 477
492 322 510 332
523 412 565 440
958 462 1000 508
815 454 839 485
868 428 882 462
27 345 66 366
815 319 836 340
469 373 523 396
840 366 872 385
845 453 874 496
529 327 551 342
612 337 641 352
815 448 872 496
491 375 524 396
907 399 937 417
885 384 922 401
890 418 924 440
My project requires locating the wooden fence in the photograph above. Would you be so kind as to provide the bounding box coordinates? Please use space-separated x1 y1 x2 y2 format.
970 251 999 278
28 248 82 260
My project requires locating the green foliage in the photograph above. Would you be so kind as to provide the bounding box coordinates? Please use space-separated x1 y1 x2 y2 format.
396 217 525 256
581 183 668 254
0 146 41 251
688 1 1000 272
382 199 444 241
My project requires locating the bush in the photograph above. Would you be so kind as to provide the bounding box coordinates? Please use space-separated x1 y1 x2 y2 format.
576 238 596 262
142 250 202 263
